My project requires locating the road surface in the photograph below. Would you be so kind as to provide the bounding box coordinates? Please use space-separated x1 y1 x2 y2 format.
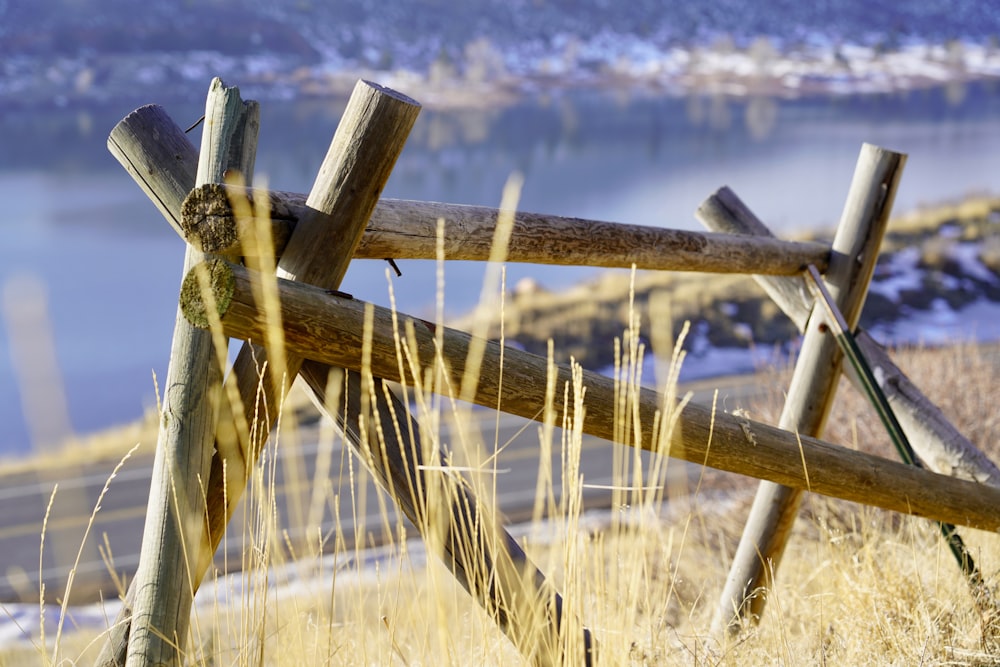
0 375 769 604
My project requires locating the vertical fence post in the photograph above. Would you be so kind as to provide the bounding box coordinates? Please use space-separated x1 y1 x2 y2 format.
130 79 258 666
197 80 421 575
97 80 259 666
711 143 906 635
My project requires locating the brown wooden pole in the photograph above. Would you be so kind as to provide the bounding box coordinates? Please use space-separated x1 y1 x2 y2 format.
697 185 1000 488
711 144 906 634
97 80 260 667
178 258 1000 534
200 79 422 585
97 104 197 667
180 183 832 275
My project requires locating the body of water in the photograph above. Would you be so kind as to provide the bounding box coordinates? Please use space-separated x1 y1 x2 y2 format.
2 83 1000 454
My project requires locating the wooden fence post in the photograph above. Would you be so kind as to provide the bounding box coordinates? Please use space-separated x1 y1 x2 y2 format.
710 144 906 635
101 78 259 667
96 105 198 667
696 185 1000 488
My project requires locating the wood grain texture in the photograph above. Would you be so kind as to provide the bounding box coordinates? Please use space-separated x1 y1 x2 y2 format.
107 104 199 236
100 80 260 667
180 183 832 275
204 79 420 573
180 259 1000 534
97 103 198 666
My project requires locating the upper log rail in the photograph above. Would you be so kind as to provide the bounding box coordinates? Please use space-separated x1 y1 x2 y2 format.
180 182 832 275
179 257 1000 535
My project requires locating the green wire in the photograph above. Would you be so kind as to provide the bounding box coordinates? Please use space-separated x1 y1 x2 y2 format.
805 267 984 589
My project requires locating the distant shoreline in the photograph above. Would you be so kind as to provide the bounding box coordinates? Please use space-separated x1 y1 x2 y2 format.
4 38 1000 113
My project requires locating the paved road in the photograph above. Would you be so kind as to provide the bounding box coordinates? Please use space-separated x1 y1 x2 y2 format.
0 376 768 604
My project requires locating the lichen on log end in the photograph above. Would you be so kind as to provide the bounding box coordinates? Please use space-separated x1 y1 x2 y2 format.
180 183 238 252
179 259 235 329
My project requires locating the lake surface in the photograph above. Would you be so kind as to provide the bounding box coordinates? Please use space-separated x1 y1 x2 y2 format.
2 84 1000 454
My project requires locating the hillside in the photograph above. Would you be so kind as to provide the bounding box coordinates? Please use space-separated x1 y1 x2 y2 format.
455 197 1000 377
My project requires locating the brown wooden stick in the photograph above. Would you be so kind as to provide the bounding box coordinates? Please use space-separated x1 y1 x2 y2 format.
711 144 907 633
96 87 261 667
124 79 259 667
180 183 832 275
180 258 1000 534
202 80 421 574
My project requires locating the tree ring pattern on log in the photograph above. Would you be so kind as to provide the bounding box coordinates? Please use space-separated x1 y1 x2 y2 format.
179 258 235 329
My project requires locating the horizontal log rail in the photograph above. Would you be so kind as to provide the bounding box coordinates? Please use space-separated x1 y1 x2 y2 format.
180 183 832 275
180 258 1000 534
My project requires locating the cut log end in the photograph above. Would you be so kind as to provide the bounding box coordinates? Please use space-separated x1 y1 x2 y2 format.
180 182 238 252
179 259 235 329
359 79 421 108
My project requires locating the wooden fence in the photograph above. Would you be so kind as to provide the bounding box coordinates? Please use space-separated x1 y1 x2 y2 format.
95 79 1000 666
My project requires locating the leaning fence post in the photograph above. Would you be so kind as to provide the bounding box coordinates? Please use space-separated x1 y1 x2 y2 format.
115 79 258 667
696 185 1000 488
710 143 906 635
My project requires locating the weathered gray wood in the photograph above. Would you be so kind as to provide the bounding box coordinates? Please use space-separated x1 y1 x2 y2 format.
100 98 595 666
118 79 259 667
98 105 200 667
107 105 198 237
711 144 906 634
180 183 832 275
179 258 1000 534
697 185 1000 488
98 102 203 667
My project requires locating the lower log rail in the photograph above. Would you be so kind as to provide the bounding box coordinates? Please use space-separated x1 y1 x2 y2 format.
181 258 1000 534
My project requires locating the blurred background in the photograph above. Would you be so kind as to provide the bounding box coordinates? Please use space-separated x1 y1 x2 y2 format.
2 0 1000 454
